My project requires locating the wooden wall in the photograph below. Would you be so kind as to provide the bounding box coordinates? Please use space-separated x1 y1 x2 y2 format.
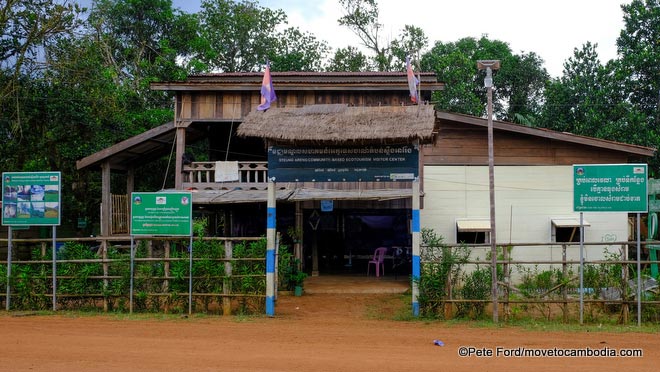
176 91 415 121
423 122 633 166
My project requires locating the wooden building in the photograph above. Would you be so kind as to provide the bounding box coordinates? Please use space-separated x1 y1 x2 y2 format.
76 71 655 277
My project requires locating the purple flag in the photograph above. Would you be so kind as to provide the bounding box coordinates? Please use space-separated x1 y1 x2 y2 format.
406 55 419 104
257 62 277 111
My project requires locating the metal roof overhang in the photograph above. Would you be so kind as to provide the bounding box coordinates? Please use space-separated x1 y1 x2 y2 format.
552 218 591 227
76 121 208 171
189 188 414 205
456 219 491 232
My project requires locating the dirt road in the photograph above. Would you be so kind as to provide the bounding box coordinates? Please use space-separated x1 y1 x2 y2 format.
0 293 657 372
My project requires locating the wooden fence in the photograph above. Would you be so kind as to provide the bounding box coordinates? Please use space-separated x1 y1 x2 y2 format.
0 236 266 315
2 237 659 322
419 241 660 323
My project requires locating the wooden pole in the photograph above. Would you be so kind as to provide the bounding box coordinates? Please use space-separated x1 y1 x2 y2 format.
223 240 232 316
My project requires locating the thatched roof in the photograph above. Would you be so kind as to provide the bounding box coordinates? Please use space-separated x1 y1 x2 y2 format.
237 104 436 145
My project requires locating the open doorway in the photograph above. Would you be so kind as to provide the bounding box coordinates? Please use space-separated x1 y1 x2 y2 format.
302 208 411 276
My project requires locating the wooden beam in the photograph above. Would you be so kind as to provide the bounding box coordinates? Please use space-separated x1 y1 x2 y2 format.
101 161 111 236
175 127 186 189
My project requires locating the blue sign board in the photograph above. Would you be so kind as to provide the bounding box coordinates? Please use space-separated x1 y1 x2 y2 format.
268 145 419 182
2 171 61 226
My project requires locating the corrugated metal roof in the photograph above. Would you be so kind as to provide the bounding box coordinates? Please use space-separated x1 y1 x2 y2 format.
190 189 293 204
151 72 444 91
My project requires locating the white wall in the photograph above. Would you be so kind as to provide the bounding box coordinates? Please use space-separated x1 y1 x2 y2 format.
421 165 629 264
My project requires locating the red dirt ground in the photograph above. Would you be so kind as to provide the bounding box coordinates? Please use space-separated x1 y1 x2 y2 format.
0 293 657 372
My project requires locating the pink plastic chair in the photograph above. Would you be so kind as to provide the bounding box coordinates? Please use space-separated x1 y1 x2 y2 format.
367 247 387 277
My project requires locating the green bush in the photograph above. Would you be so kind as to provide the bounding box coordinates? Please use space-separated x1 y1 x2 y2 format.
456 266 491 319
417 228 469 318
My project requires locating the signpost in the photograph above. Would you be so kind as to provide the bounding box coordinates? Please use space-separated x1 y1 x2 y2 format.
2 171 62 311
129 192 193 314
573 164 648 326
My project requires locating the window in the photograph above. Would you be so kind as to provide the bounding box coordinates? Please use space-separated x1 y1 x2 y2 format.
456 219 490 244
551 218 590 243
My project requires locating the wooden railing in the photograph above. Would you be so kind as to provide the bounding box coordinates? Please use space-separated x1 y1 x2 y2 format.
182 161 268 190
111 194 128 235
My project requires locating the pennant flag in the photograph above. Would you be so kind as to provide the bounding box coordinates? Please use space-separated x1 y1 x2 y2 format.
257 62 277 111
406 55 419 104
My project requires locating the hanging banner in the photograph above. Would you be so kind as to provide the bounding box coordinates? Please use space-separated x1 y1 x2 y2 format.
2 171 61 226
130 192 192 236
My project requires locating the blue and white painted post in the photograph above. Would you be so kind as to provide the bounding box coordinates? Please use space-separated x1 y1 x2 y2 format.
266 179 276 316
412 178 421 316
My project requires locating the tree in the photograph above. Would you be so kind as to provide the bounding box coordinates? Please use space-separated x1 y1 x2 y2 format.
268 27 330 72
337 0 387 70
88 0 197 96
197 0 284 72
540 43 652 147
617 0 660 129
327 46 369 72
195 0 328 72
389 25 428 70
0 0 83 135
421 37 485 116
496 51 548 124
338 0 428 71
421 36 548 121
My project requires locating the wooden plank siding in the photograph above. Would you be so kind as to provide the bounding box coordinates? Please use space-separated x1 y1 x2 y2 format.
424 122 634 166
175 91 416 121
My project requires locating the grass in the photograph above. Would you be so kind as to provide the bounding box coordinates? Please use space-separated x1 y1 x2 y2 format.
0 309 266 323
362 294 660 333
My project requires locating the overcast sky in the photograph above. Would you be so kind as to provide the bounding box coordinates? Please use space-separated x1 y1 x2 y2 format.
176 0 630 77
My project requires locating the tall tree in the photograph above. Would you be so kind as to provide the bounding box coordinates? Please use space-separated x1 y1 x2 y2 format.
496 51 548 124
337 0 386 70
421 36 548 121
196 0 328 72
338 0 428 71
268 27 329 72
327 46 369 72
540 43 652 147
88 0 197 97
0 0 83 135
389 25 428 70
617 0 660 129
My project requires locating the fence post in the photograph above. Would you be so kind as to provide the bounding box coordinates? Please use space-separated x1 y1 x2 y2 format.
562 244 568 323
621 243 629 324
163 240 170 314
102 239 109 312
503 245 510 321
223 240 232 316
444 248 452 319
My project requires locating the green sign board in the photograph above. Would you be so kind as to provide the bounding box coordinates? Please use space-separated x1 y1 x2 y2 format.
573 164 648 212
130 192 192 236
2 171 61 226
